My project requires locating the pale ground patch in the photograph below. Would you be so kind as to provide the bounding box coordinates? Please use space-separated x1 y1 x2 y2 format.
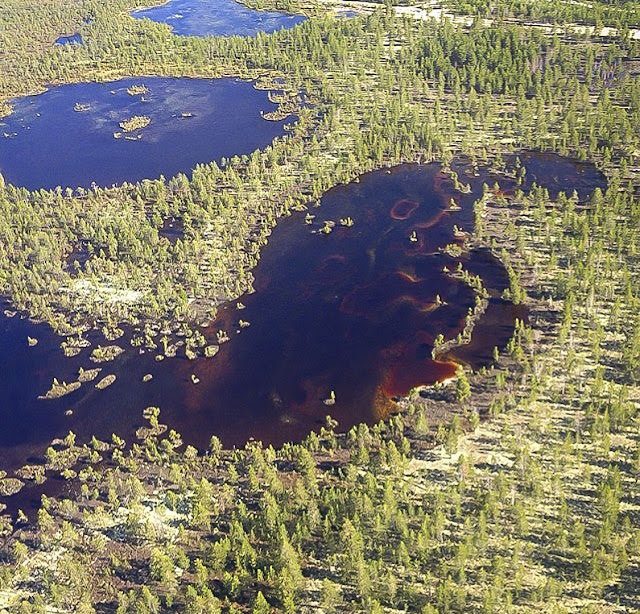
0 548 67 613
318 0 640 39
67 279 145 305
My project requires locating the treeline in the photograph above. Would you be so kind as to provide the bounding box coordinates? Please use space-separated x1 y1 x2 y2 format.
447 0 640 30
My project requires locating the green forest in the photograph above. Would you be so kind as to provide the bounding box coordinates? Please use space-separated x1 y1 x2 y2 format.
0 0 639 611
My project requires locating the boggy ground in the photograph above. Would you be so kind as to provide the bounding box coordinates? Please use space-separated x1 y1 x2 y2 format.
0 152 638 613
0 150 592 512
0 157 516 512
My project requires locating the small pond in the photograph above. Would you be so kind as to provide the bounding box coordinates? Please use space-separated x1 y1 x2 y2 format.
507 150 608 201
0 77 295 191
55 32 83 45
132 0 306 38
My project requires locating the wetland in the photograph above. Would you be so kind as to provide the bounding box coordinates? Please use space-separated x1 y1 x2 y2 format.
0 152 607 507
0 1 638 607
131 0 306 38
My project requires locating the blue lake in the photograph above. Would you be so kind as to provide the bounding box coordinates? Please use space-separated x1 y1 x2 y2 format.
0 77 295 191
132 0 306 37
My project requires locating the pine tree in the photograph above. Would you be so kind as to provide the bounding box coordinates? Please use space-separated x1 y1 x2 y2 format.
456 367 471 403
251 591 271 614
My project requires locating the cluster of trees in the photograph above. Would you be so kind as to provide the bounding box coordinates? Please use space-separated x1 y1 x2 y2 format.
0 0 638 611
448 0 640 30
2 150 639 613
1 228 638 610
0 0 637 348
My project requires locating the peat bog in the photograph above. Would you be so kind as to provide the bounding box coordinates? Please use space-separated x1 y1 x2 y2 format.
0 152 607 513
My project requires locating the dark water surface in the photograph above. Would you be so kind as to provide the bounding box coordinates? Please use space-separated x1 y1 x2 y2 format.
0 77 293 191
132 0 306 37
55 32 83 45
176 164 478 444
0 153 607 512
508 151 608 201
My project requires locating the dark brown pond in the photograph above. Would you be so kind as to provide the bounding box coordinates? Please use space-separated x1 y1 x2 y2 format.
0 152 607 512
507 151 608 201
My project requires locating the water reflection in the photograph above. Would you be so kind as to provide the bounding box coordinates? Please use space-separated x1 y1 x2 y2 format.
0 77 294 190
132 0 306 38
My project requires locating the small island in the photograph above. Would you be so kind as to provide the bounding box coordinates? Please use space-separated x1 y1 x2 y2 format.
118 114 151 132
126 84 148 96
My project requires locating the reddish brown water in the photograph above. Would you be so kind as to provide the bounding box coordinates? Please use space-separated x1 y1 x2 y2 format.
0 152 608 513
157 164 475 446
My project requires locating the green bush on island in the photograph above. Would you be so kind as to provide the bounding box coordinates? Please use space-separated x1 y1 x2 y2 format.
77 367 102 383
204 344 219 357
94 373 116 389
89 345 124 363
38 378 81 400
0 477 24 496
